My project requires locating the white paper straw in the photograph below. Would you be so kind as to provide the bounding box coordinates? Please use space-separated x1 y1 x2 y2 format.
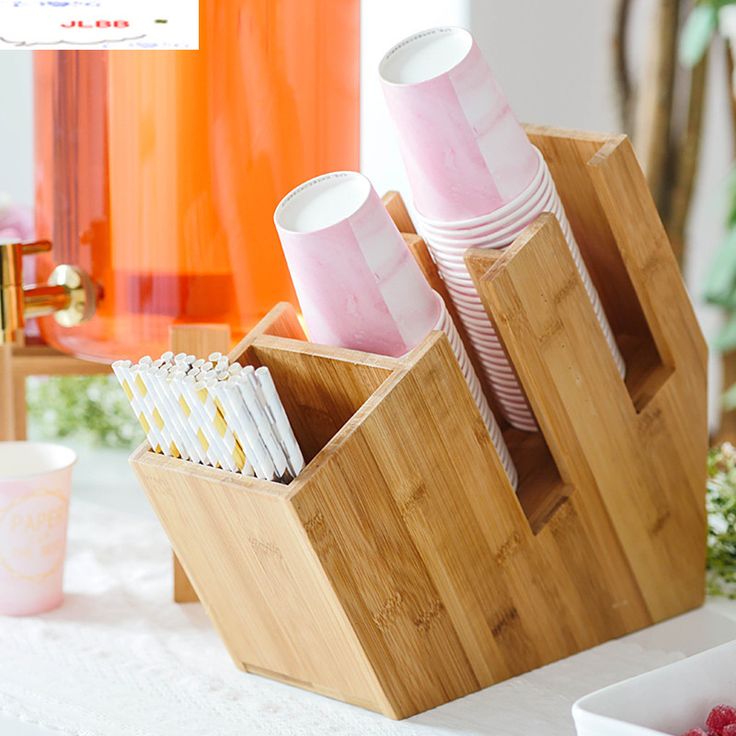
115 350 304 484
255 366 305 476
112 360 163 453
236 369 290 479
203 377 255 477
194 376 244 473
152 365 207 465
131 364 182 458
176 374 228 469
214 381 276 481
170 368 219 468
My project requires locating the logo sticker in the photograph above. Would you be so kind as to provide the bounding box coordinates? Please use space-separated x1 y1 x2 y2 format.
0 490 68 582
0 1 199 50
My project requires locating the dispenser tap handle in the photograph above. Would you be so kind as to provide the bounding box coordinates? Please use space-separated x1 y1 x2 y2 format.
20 240 52 256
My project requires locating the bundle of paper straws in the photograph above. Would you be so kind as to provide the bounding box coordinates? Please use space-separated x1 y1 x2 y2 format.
112 351 304 484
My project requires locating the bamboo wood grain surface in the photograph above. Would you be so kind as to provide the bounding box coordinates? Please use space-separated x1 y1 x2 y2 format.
131 127 707 719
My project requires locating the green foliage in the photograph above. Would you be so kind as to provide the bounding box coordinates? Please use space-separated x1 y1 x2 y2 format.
680 3 718 67
707 444 736 598
26 374 143 449
680 0 736 68
705 228 736 312
722 374 736 410
715 313 736 352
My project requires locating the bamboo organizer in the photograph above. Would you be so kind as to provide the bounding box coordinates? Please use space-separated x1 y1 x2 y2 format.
130 127 708 719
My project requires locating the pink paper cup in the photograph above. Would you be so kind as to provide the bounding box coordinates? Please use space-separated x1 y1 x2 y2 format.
380 27 538 222
424 186 557 246
419 149 550 234
430 293 518 489
275 171 440 357
423 187 557 247
444 291 482 310
445 291 482 308
0 442 76 616
439 271 480 290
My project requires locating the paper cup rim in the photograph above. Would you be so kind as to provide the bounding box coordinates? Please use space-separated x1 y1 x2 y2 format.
416 147 546 228
0 441 77 480
421 181 555 241
421 165 551 235
274 171 373 236
379 27 474 88
424 193 558 247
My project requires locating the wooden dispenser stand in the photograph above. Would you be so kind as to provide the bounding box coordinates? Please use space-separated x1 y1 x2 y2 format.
130 127 707 719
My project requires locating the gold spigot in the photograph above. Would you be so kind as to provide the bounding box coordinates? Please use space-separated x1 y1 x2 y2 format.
0 240 97 345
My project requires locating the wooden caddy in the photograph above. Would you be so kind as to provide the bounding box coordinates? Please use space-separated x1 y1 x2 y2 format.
130 127 707 719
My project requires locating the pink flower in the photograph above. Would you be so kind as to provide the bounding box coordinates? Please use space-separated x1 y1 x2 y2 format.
0 194 34 243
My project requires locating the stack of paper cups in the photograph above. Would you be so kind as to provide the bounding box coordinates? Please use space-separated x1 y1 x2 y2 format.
379 27 539 222
380 27 625 432
431 292 517 487
275 171 517 488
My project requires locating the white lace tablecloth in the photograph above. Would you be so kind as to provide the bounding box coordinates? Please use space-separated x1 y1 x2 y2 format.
1 499 735 736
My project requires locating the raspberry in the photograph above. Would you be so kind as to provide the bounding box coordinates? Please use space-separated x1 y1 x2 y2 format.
723 725 736 736
707 705 736 736
680 729 709 736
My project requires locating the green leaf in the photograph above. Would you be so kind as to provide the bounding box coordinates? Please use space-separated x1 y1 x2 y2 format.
715 314 736 352
680 4 717 67
706 444 736 600
26 374 143 449
704 227 736 307
725 167 736 228
724 381 736 410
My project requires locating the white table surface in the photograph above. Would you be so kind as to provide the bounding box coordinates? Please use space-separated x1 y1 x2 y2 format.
4 595 735 736
2 447 735 736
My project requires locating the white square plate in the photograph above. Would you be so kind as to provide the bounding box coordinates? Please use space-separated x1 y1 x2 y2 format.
573 641 736 736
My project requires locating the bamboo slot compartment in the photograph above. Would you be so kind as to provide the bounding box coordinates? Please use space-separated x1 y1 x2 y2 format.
130 126 708 719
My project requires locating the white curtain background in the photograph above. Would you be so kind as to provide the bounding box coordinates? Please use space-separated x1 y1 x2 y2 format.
0 0 730 424
0 50 33 207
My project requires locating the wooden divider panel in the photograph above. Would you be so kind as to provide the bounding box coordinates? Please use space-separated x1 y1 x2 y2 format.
471 208 705 622
131 447 388 713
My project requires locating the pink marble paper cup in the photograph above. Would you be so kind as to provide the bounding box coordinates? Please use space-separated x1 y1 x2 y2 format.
419 147 548 233
423 186 556 246
431 293 518 489
380 27 538 222
275 172 440 357
0 442 76 616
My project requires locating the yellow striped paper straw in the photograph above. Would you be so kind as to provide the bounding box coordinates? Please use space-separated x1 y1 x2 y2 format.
112 360 171 455
255 366 304 476
149 365 207 464
134 363 186 460
173 373 223 468
236 368 289 479
180 374 238 472
112 360 163 453
213 381 275 481
195 375 247 474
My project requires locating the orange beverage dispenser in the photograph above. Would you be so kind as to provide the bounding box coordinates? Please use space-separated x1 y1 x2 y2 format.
32 0 360 363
